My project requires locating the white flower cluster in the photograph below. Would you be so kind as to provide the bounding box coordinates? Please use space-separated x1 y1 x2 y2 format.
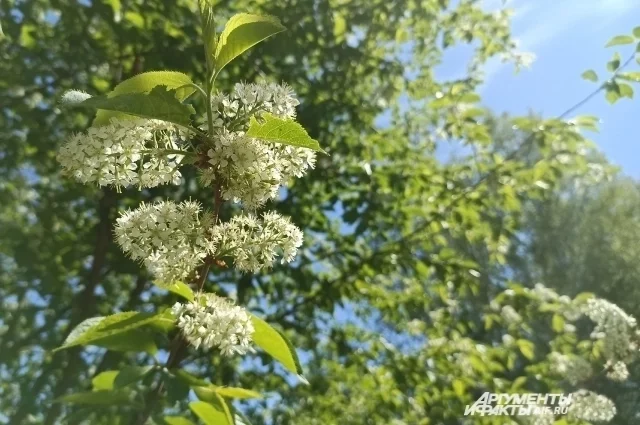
57 118 184 189
210 211 303 273
114 201 208 284
606 360 629 382
60 89 92 104
500 305 522 323
549 352 592 385
583 298 638 363
171 293 254 356
518 412 555 425
567 390 617 422
203 82 316 208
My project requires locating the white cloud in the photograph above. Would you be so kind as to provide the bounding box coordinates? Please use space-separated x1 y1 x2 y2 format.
481 0 637 87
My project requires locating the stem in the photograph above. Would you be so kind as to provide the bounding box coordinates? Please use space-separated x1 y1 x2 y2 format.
205 78 215 136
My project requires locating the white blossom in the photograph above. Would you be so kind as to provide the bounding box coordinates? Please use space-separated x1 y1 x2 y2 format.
57 118 184 189
549 352 592 385
209 211 303 273
583 298 637 362
171 293 254 356
211 81 300 129
606 361 629 382
500 305 522 323
114 200 208 284
61 90 92 104
203 82 315 208
568 390 616 422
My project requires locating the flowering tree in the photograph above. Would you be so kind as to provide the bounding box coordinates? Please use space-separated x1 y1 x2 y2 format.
3 0 640 424
52 4 321 424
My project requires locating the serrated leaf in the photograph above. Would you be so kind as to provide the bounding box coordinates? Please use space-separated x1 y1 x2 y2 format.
165 281 195 301
251 314 304 376
189 399 233 425
605 35 635 47
76 86 195 127
94 71 195 126
54 311 163 352
215 14 285 76
89 328 158 354
246 113 323 152
57 390 133 406
581 70 598 82
92 371 119 390
114 365 154 388
163 417 196 425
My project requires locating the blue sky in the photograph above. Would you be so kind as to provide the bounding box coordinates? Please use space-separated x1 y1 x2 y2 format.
480 0 640 176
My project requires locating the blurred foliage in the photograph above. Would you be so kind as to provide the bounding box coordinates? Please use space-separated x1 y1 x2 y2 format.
1 0 640 424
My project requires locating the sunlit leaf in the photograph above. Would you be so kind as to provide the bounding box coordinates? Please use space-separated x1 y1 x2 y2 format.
605 35 634 47
74 86 195 128
189 399 233 425
251 315 304 376
215 14 285 76
94 71 195 126
246 113 323 152
580 70 598 82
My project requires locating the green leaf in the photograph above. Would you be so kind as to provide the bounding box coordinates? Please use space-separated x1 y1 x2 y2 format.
57 390 133 406
174 369 209 387
114 365 154 388
452 379 465 397
93 71 195 126
618 71 640 82
76 86 195 128
0 22 4 40
251 314 304 376
605 35 635 47
572 115 599 132
189 399 233 425
163 417 196 425
124 11 144 29
516 339 535 360
165 281 195 301
619 82 634 99
195 385 262 401
634 27 640 38
607 53 621 72
215 14 285 76
199 0 217 71
54 311 162 352
551 314 565 333
246 113 323 152
215 387 262 399
606 88 621 104
581 70 598 82
92 371 119 390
